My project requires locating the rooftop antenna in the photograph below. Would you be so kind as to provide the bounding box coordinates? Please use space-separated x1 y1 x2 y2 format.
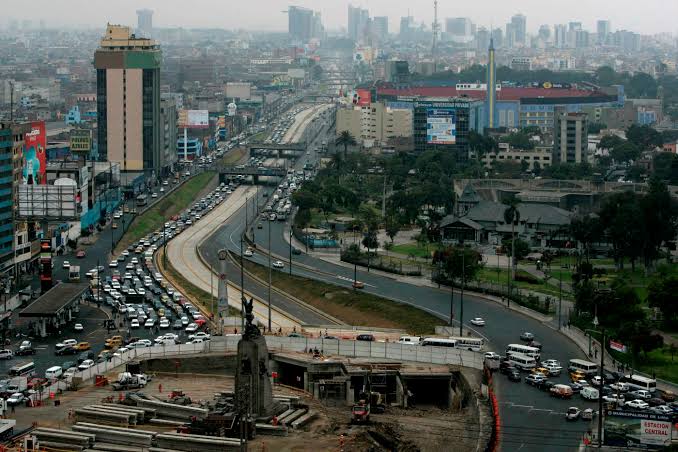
432 0 439 65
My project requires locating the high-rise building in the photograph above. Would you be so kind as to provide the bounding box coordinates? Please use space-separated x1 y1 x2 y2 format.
372 16 389 41
94 25 163 175
553 111 588 164
505 23 515 48
312 12 325 40
0 125 14 271
491 28 504 48
597 20 611 45
486 38 497 129
446 17 473 37
554 24 567 48
538 25 551 42
399 16 415 41
511 14 527 46
159 99 177 178
476 27 490 53
348 5 369 42
288 6 314 42
136 9 153 38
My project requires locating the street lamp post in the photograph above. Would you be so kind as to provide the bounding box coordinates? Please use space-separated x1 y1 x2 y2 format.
267 220 272 332
288 227 292 276
459 245 465 336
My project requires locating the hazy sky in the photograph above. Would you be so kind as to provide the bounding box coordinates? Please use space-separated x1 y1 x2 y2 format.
4 0 678 35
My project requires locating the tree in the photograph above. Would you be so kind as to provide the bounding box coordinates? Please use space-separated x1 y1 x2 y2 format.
587 122 607 134
503 201 521 277
647 274 678 325
362 230 379 252
294 208 311 230
599 191 644 270
640 178 678 268
570 215 603 262
597 134 624 150
502 237 530 261
628 72 658 98
335 131 357 158
610 141 641 163
595 66 617 86
291 190 318 210
653 152 678 184
433 246 483 286
385 215 401 243
626 124 662 151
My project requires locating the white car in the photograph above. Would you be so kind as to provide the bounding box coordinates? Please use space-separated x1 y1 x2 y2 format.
78 359 95 371
181 316 189 326
56 339 77 349
62 261 70 269
73 323 84 332
185 323 199 333
130 319 140 328
131 257 138 265
625 399 649 410
651 405 673 415
6 393 26 406
541 359 561 368
272 260 284 269
151 193 158 198
470 317 485 326
108 261 118 268
122 250 129 257
244 249 254 257
63 367 77 380
137 288 146 296
188 332 211 341
484 352 500 360
144 318 156 328
190 338 204 344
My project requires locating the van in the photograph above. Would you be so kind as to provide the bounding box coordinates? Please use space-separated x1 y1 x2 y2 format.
581 386 600 400
397 336 422 345
45 366 63 380
0 349 13 360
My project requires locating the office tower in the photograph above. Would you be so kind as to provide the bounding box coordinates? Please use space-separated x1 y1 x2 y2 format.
312 12 325 40
538 25 551 42
511 14 527 46
476 27 490 53
400 16 415 41
486 38 497 129
554 111 588 164
136 9 153 37
505 23 515 48
491 28 504 48
0 125 14 271
554 24 567 48
94 25 162 174
288 6 314 42
372 16 389 41
597 20 611 45
446 17 473 43
348 5 369 42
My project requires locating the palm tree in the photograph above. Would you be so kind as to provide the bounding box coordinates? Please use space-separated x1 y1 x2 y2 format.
335 131 357 158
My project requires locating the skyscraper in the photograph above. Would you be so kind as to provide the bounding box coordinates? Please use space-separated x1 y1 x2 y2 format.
486 38 497 129
554 24 567 48
446 17 473 43
372 16 389 41
136 9 153 38
399 16 415 41
597 20 611 45
476 27 490 53
511 14 527 47
94 25 162 174
348 5 369 42
288 6 314 42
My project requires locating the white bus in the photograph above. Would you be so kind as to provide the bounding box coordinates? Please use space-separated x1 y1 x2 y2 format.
9 361 35 377
623 374 657 393
568 359 599 376
420 338 457 348
448 336 484 352
508 352 537 370
506 344 540 359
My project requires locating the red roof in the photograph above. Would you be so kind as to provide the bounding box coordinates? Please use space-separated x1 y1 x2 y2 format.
377 86 600 102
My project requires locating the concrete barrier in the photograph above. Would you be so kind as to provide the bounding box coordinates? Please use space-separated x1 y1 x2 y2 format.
155 432 240 452
72 423 154 447
281 408 307 426
130 395 208 420
290 411 316 429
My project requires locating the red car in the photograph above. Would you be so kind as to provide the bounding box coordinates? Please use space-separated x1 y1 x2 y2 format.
194 318 207 327
76 250 86 258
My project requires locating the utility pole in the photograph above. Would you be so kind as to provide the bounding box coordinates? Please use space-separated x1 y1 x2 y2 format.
267 220 272 332
597 328 605 448
288 227 292 276
432 0 440 70
558 266 563 330
239 234 245 332
459 245 465 336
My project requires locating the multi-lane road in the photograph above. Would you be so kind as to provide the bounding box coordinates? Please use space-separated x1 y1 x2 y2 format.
196 105 594 451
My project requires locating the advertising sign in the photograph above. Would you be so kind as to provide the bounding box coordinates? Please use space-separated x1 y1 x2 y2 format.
69 129 92 154
22 121 46 185
604 410 673 449
609 340 628 353
178 110 209 129
426 108 456 145
354 89 371 106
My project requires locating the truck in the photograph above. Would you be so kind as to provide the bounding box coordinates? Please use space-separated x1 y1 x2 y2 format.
111 372 149 391
6 376 28 394
68 266 81 282
0 419 15 440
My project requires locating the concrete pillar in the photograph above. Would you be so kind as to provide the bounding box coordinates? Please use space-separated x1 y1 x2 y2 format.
67 308 72 321
395 375 405 408
38 318 47 338
448 377 455 409
303 371 309 392
346 381 354 405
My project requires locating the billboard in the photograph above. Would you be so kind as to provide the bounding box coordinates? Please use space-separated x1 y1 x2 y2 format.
178 110 209 129
354 89 371 106
22 121 46 185
69 129 92 154
17 184 78 221
604 410 673 449
426 108 456 145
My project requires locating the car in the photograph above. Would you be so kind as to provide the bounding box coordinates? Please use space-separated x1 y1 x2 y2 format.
257 223 263 229
181 316 189 326
112 222 118 229
160 187 165 193
651 405 673 415
484 352 501 360
73 323 84 332
244 249 253 257
188 332 211 341
109 261 118 268
173 320 183 329
630 389 652 400
144 318 156 328
610 382 630 392
0 349 13 360
76 250 86 258
525 374 547 386
352 281 365 289
78 359 95 371
292 247 302 255
130 319 140 328
520 332 535 341
74 342 91 351
470 317 485 326
272 260 284 269
151 193 158 198
185 323 199 333
288 332 304 338
6 393 25 406
508 369 522 382
565 407 581 421
625 399 650 410
602 394 625 404
541 359 561 368
159 318 170 329
356 334 375 342
544 364 563 376
62 367 77 380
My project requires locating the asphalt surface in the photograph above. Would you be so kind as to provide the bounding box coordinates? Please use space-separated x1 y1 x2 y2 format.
204 118 594 451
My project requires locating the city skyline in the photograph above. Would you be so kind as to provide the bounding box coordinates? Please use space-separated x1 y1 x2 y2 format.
2 0 678 35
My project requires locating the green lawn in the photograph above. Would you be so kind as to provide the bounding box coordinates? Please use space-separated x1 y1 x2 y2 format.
477 267 568 299
115 172 216 253
609 347 678 384
391 242 437 259
249 131 268 142
220 147 247 166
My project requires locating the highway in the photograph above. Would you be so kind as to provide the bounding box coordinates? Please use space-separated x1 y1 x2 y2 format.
199 105 594 451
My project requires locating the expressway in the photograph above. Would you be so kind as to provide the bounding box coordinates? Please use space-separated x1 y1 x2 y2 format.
201 105 591 450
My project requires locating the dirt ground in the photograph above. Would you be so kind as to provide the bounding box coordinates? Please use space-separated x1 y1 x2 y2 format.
11 374 478 452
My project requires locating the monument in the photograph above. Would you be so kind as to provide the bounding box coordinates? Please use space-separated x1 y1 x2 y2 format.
235 297 276 420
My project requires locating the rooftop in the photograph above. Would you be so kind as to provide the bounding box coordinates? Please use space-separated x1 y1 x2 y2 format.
378 86 609 102
19 283 89 318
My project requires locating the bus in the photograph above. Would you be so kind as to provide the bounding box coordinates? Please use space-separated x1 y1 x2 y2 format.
447 336 484 352
623 374 657 393
568 359 599 376
506 344 540 359
9 361 35 377
420 338 457 348
508 353 537 370
68 266 80 282
136 194 148 207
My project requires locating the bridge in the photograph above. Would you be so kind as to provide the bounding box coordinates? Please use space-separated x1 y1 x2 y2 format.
219 165 287 184
248 143 306 158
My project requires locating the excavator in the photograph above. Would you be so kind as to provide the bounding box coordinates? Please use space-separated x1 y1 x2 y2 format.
350 372 385 424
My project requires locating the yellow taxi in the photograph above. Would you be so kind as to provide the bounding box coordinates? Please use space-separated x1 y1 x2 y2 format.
74 341 91 351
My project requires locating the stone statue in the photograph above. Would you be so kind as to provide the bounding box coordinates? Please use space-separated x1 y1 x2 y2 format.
243 297 260 339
